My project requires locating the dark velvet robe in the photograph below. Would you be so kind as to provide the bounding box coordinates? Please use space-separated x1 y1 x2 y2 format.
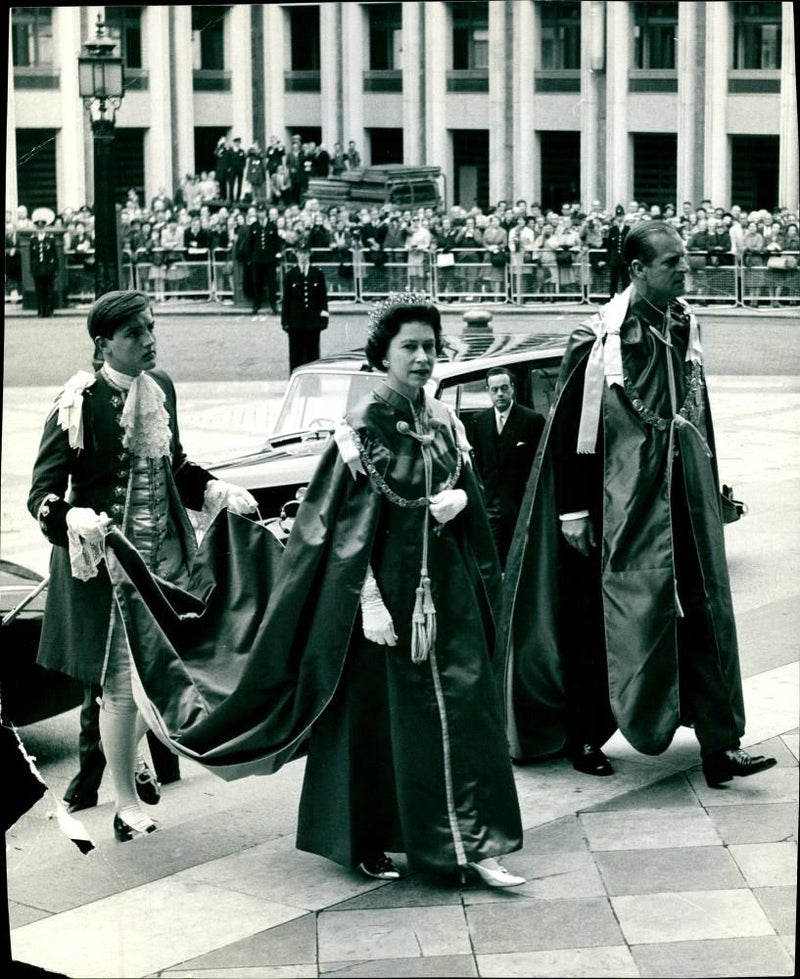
105 381 522 870
498 291 745 758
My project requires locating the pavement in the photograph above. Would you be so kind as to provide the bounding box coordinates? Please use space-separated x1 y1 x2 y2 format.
3 326 798 977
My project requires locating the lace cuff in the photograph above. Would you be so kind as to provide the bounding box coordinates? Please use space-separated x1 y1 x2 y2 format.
67 527 105 581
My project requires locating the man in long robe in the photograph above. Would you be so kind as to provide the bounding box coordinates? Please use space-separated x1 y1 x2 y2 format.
499 222 776 787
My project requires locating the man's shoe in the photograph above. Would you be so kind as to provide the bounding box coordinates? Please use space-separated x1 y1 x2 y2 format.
702 748 777 788
357 854 401 880
135 762 161 805
571 744 613 777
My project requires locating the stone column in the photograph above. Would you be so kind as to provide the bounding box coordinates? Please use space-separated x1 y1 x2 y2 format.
319 2 341 148
6 30 18 215
581 1 605 208
56 7 86 211
703 0 729 207
263 3 285 143
512 0 535 203
230 5 253 143
424 2 448 191
605 0 631 208
341 0 365 156
488 0 512 203
676 2 703 208
402 1 425 165
143 5 173 203
778 2 798 211
170 5 196 186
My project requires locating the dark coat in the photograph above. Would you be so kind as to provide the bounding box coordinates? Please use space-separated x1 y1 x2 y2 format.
30 233 58 277
281 265 329 332
105 383 521 872
470 402 545 546
498 289 745 758
247 220 281 264
28 369 212 684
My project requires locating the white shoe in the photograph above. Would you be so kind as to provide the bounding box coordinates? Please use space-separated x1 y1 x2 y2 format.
466 857 526 888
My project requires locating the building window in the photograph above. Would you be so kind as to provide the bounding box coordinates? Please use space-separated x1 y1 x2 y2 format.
11 7 54 67
632 2 678 70
192 5 226 71
540 1 581 70
539 131 580 212
733 2 782 69
452 1 489 70
632 133 677 208
104 6 143 70
368 3 403 71
289 5 320 72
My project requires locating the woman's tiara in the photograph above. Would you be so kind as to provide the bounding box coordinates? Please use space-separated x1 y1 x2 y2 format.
367 291 434 332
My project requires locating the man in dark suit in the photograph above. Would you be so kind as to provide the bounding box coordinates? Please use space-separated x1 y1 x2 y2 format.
470 367 545 566
247 204 282 315
30 217 59 317
228 137 247 202
281 236 329 372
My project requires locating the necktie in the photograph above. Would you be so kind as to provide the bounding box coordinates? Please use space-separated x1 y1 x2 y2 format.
497 413 505 434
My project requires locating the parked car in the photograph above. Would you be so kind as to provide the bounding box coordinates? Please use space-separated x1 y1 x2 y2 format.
209 330 568 516
1 560 83 727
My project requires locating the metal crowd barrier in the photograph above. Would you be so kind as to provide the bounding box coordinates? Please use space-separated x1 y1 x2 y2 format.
741 251 800 307
683 251 738 306
11 244 800 310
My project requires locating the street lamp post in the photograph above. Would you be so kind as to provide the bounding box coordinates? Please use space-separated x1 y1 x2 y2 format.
78 16 125 298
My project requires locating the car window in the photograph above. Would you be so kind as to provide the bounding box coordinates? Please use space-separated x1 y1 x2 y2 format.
272 371 381 436
529 365 560 416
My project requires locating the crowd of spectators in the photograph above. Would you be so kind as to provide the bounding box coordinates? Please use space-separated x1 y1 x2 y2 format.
6 146 799 307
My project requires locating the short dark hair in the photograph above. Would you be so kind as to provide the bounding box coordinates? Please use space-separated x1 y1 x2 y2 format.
622 221 681 267
87 290 150 341
365 299 443 371
485 367 514 387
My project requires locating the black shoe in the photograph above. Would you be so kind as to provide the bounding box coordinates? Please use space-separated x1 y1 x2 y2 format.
269 305 278 315
135 762 161 805
251 307 260 315
571 744 613 777
113 813 158 842
357 854 401 880
64 795 98 813
702 748 778 788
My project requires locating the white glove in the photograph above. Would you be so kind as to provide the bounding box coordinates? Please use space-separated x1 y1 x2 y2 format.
360 566 397 646
213 480 258 516
428 488 468 525
65 507 112 543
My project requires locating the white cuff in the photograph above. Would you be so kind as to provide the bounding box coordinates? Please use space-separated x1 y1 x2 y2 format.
559 510 590 522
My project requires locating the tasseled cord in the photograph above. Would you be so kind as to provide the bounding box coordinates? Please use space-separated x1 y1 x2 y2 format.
397 419 437 663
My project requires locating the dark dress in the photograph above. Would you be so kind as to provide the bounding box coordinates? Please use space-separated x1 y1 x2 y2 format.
296 382 522 871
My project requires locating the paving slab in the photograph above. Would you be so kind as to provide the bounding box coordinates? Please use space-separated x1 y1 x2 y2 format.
594 845 747 895
630 935 795 977
729 841 798 887
320 954 478 976
783 730 799 761
520 814 588 852
180 836 384 912
611 888 774 944
316 906 471 963
686 762 798 807
580 772 699 812
476 945 639 978
463 848 605 903
327 875 461 910
580 807 721 851
706 801 799 844
753 885 797 935
11 878 305 979
161 968 315 978
165 913 318 970
466 897 623 953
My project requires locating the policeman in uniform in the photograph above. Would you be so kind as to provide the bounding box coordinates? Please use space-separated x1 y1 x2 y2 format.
281 235 329 372
247 204 282 315
30 211 59 317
